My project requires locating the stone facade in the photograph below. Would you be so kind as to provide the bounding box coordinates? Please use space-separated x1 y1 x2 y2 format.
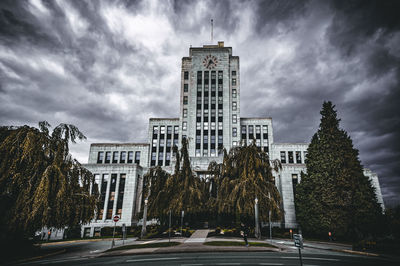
81 42 384 236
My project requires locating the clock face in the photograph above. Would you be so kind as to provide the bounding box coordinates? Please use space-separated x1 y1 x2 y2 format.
203 55 218 69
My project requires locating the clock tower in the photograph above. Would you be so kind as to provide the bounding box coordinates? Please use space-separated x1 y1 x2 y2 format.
179 41 240 170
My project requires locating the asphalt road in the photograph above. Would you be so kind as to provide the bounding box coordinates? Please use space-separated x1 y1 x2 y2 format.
19 251 398 265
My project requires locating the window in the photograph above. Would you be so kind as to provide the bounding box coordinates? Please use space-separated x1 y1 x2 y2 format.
151 152 156 166
211 149 216 156
218 135 223 144
158 152 164 160
256 125 261 134
211 135 216 144
280 151 286 164
167 126 172 135
232 78 236 86
292 174 298 195
152 139 157 147
105 151 111 163
263 139 268 146
116 174 126 217
153 126 158 134
120 151 126 163
184 71 189 80
296 151 302 164
203 135 208 144
184 84 188 92
232 127 237 137
107 174 117 219
232 70 236 76
232 102 237 111
232 114 237 123
232 141 237 146
218 122 223 130
196 149 201 156
196 135 201 144
160 126 165 134
196 122 201 130
218 71 223 79
256 139 261 146
135 151 141 164
263 125 268 139
112 152 119 163
183 96 188 105
183 109 188 118
211 71 216 80
204 122 209 130
167 139 172 147
203 150 208 156
218 109 223 116
182 121 187 131
128 151 133 163
232 89 237 98
211 122 216 130
174 126 179 134
304 151 308 160
97 151 104 164
288 151 294 163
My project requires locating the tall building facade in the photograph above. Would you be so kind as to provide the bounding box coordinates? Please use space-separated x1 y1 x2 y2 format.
82 42 384 237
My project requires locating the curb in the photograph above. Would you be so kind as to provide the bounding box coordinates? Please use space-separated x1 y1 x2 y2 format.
101 245 281 257
40 237 126 246
333 249 380 257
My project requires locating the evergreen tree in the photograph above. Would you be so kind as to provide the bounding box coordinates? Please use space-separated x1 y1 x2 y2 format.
295 102 382 240
0 122 98 248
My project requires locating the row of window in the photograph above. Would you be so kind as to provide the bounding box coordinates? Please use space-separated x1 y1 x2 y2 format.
94 173 126 220
151 125 180 166
97 151 140 164
241 125 268 139
280 151 307 164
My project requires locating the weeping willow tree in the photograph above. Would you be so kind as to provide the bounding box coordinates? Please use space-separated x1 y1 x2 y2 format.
208 142 282 225
0 122 98 247
142 166 171 226
142 138 204 226
166 138 204 221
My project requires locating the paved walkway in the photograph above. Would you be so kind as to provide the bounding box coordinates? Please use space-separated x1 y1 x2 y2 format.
184 229 209 243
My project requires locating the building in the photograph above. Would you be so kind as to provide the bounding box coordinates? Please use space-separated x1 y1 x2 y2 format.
82 42 384 236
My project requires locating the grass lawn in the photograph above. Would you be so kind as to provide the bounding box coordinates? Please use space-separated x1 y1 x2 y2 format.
204 241 277 248
106 241 181 252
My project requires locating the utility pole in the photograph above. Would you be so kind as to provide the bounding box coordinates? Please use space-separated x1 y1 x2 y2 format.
269 192 272 242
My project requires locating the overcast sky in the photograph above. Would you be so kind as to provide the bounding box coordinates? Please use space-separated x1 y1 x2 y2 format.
0 0 399 206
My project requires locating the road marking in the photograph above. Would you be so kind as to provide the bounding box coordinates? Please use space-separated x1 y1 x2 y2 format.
259 263 284 265
181 264 203 266
126 257 179 262
90 249 100 253
280 257 339 261
39 257 88 264
216 264 241 265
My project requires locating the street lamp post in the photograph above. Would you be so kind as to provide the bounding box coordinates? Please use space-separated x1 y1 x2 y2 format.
255 197 260 239
141 198 148 239
268 192 272 242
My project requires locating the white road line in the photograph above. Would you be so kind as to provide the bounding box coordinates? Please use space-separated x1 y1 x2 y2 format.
181 264 203 266
280 257 339 261
258 263 284 265
39 257 88 264
216 264 241 265
126 257 179 262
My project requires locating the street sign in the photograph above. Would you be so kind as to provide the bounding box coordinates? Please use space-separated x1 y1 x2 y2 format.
113 215 120 223
293 234 303 249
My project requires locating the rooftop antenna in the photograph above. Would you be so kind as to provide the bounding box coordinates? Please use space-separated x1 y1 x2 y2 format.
211 19 213 43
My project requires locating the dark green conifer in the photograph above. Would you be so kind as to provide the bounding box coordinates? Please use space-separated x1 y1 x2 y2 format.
295 102 382 240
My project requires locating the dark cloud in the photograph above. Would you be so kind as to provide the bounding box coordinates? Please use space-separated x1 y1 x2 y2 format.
0 0 399 207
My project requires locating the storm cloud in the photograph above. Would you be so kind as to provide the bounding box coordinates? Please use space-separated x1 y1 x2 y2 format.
0 0 399 206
